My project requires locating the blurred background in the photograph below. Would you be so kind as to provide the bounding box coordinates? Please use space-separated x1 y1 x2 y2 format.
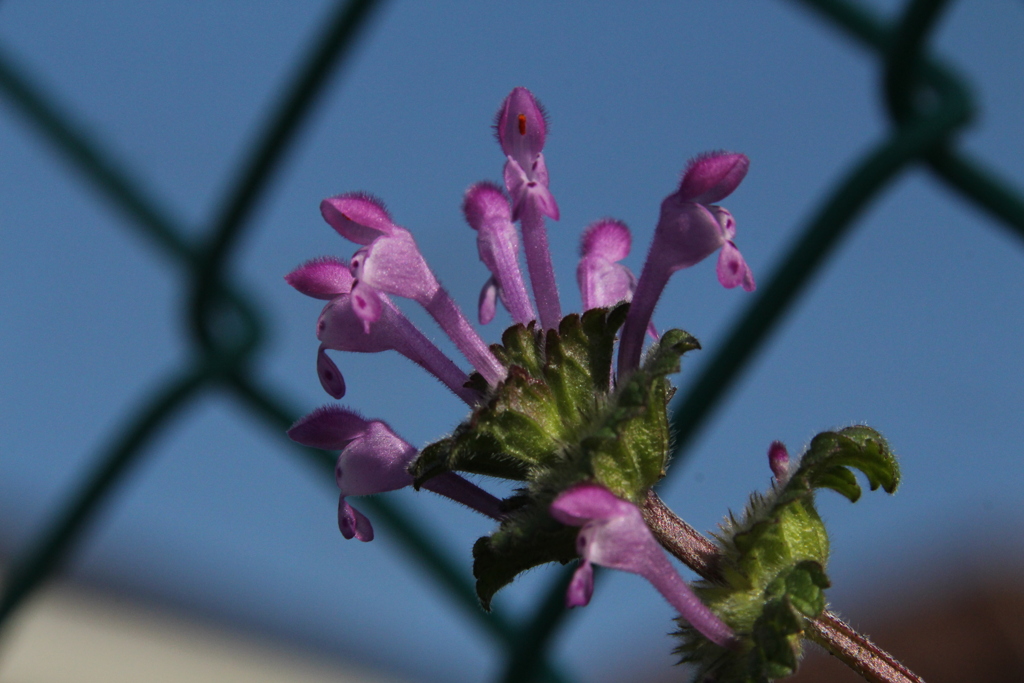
2 1 1023 681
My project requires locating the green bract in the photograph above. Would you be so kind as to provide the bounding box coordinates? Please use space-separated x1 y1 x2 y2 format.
675 426 900 682
410 304 701 607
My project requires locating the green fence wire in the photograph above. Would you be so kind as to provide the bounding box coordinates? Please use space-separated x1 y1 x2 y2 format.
1 0 1022 681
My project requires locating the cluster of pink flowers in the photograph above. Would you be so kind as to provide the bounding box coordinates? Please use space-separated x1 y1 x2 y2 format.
286 87 754 648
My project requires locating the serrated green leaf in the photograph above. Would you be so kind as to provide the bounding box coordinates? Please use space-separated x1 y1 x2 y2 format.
472 505 578 610
676 426 899 682
792 427 900 503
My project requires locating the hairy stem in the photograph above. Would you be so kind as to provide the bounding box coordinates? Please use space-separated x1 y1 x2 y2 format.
641 490 925 683
806 611 925 683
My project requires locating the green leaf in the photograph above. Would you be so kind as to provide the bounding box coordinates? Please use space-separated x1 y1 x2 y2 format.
676 426 900 682
411 306 705 605
472 501 578 610
785 426 901 504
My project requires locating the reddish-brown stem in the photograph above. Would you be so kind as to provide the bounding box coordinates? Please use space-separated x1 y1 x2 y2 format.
641 490 926 683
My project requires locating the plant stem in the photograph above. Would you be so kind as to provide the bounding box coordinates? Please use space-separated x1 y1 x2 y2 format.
806 611 925 683
641 490 925 683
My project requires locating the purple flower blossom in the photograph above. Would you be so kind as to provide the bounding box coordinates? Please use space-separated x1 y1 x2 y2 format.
315 294 479 405
288 406 502 541
285 261 479 405
618 152 754 374
496 87 558 222
551 484 736 648
284 256 354 300
288 88 757 652
463 182 535 325
496 87 562 330
319 192 507 386
768 440 790 483
577 219 636 311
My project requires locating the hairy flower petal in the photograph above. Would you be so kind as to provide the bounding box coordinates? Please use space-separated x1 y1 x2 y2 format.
285 256 354 300
678 152 749 205
497 87 548 174
552 484 736 648
317 294 478 405
577 219 637 310
351 228 440 304
464 181 535 324
320 193 397 244
287 404 371 451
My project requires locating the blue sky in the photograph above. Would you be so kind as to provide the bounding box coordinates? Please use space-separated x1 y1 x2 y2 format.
2 2 1023 682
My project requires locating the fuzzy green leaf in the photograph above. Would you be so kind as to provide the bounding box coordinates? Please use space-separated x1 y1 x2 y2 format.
785 426 900 504
472 502 578 610
413 307 704 605
677 426 899 682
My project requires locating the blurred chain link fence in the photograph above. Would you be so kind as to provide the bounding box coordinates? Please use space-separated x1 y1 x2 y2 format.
1 0 1022 681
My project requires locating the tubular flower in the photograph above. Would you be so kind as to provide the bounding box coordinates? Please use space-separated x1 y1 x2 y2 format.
496 87 561 330
618 152 754 374
287 87 758 656
463 182 535 325
321 193 506 386
288 406 502 541
551 484 736 648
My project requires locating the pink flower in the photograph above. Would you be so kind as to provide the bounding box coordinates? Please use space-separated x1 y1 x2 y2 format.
463 182 535 325
319 192 506 386
618 152 754 373
288 406 502 541
551 484 735 648
496 87 562 330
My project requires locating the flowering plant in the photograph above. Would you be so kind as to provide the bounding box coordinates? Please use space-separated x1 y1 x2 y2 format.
286 88 908 683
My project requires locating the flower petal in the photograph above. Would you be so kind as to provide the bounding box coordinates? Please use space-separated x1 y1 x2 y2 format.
336 419 417 497
577 220 637 310
580 218 631 262
551 483 632 525
287 405 369 450
503 157 559 222
349 280 383 333
320 192 397 245
463 180 512 229
566 561 595 607
769 441 790 482
316 345 346 399
285 257 354 300
716 241 756 291
317 295 392 353
351 228 439 305
339 499 374 542
478 276 499 325
654 200 726 273
578 257 635 311
678 152 749 204
496 87 548 175
709 205 736 241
